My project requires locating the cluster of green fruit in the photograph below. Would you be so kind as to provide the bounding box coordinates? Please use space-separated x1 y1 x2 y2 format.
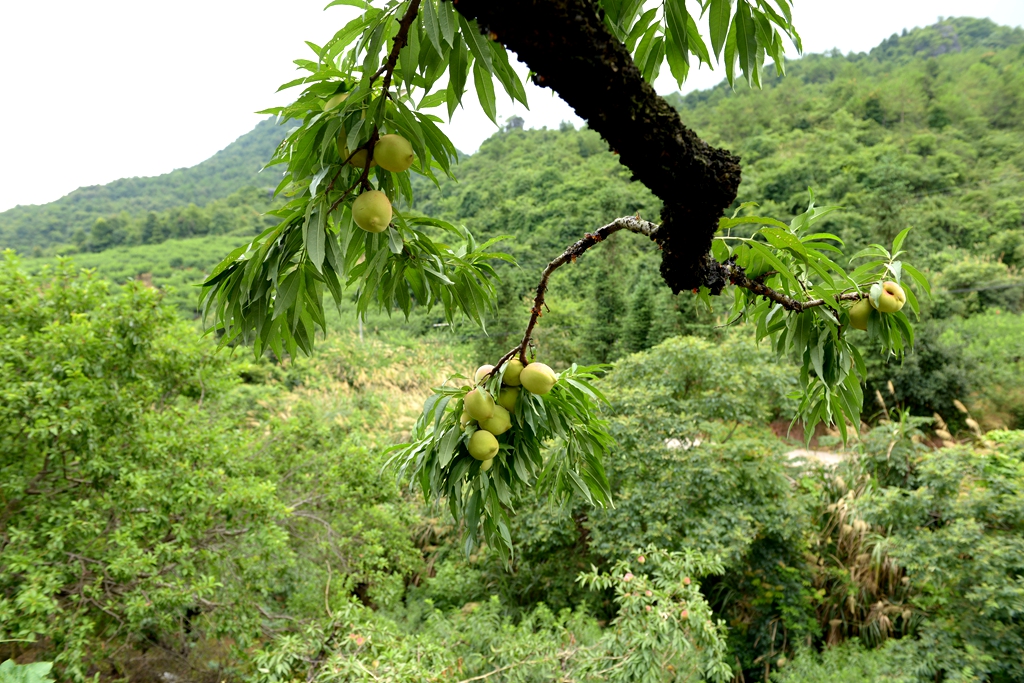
848 280 906 331
339 132 416 234
460 359 559 470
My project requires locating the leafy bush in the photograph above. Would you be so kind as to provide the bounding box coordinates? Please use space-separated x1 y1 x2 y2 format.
858 433 1024 682
249 545 731 683
0 660 55 683
772 641 914 683
0 256 295 679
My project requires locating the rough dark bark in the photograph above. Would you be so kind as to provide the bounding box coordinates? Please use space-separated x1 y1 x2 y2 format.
452 0 742 292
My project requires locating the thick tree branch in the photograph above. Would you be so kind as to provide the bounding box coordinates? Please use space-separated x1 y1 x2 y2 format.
452 0 741 293
497 216 658 366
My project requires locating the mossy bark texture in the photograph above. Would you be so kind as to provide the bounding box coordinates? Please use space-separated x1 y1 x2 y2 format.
452 0 742 292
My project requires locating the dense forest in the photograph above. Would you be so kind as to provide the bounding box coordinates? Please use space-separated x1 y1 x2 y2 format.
3 15 1024 683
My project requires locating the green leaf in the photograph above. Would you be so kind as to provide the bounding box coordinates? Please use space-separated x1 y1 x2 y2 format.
421 0 442 54
724 15 738 86
418 90 447 109
458 14 492 72
686 13 712 67
473 59 498 124
488 40 528 107
709 0 732 60
446 32 470 119
902 263 932 295
304 203 327 272
665 0 690 71
733 1 757 86
438 0 457 46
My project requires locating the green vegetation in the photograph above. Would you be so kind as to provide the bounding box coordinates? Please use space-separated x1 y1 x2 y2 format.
3 14 1024 683
3 257 1022 681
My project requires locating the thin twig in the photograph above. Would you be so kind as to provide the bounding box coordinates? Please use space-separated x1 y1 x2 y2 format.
369 0 422 87
510 215 658 364
455 657 554 683
328 175 367 215
722 261 866 312
324 560 334 619
326 0 420 217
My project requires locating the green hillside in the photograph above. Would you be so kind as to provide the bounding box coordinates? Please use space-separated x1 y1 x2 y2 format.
0 116 288 254
6 16 1024 683
16 17 1024 425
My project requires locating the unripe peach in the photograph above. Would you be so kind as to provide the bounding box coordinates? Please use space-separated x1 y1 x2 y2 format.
374 134 415 172
351 190 392 233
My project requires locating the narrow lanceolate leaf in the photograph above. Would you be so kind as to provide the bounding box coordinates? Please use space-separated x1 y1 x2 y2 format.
664 0 689 68
458 14 492 72
734 0 758 86
686 14 712 67
304 203 327 272
473 58 498 123
488 40 528 107
437 0 457 46
421 0 442 54
724 15 738 86
446 32 470 118
709 0 732 60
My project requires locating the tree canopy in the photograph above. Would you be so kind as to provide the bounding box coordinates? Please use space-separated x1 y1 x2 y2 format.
196 0 930 558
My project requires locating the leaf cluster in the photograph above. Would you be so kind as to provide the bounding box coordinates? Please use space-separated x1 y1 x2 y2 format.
387 363 613 563
200 0 531 357
713 199 930 439
601 0 801 88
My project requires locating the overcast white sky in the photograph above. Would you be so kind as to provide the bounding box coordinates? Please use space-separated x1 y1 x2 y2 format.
1 1 1022 212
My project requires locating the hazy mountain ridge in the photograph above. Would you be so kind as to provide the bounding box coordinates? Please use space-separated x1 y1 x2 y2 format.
0 117 287 253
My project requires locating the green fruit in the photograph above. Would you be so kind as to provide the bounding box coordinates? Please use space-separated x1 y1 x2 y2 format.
336 130 376 168
876 281 906 313
352 190 392 233
849 298 872 331
464 388 494 422
520 362 558 395
480 458 494 472
374 134 415 173
468 430 499 461
479 405 511 435
474 364 494 384
502 359 524 386
346 148 375 168
498 386 520 412
460 411 472 429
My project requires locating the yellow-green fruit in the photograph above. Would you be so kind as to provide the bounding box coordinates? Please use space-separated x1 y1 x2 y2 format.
480 458 494 472
460 411 472 429
480 405 511 436
464 388 494 422
336 132 376 168
352 190 392 233
876 281 907 313
374 134 415 173
347 148 376 168
474 364 494 384
520 362 558 396
498 386 520 412
468 430 499 461
849 298 872 331
502 359 524 386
